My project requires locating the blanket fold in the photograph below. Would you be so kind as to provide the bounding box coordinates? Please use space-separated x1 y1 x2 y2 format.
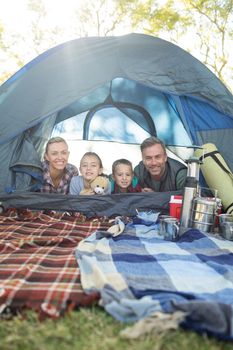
76 221 233 340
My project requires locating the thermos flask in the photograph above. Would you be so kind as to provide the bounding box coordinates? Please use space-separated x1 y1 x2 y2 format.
179 157 202 235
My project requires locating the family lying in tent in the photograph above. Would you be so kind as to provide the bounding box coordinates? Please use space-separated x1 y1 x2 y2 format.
1 136 233 341
40 136 187 196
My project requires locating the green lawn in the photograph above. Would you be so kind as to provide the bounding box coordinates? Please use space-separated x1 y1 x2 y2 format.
0 307 232 350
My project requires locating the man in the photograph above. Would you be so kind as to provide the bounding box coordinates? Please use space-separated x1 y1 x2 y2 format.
134 136 187 192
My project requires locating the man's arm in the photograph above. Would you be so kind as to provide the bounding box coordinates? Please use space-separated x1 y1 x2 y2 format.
141 187 154 192
176 168 187 190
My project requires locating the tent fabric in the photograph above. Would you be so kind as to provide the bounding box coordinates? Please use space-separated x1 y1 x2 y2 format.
0 33 233 197
0 191 177 218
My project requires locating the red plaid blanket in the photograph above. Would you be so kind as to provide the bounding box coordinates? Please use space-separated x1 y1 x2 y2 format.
0 209 112 319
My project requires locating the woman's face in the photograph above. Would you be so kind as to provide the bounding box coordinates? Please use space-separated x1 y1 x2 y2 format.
80 155 102 182
45 141 69 172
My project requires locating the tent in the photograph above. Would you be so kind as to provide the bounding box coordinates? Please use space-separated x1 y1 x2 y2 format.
0 33 233 215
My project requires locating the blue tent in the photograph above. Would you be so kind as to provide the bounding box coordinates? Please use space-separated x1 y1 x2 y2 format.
0 33 232 210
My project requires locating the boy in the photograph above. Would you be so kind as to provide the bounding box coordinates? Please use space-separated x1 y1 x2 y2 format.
111 159 141 193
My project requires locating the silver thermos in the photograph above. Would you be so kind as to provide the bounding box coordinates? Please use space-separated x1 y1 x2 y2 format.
179 157 202 235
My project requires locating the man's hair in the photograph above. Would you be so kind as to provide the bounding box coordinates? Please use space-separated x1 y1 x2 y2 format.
45 137 68 154
140 136 166 154
112 158 133 174
80 152 103 169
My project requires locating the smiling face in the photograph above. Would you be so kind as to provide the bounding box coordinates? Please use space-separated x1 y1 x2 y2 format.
80 155 103 182
142 143 167 180
112 163 134 190
45 141 69 172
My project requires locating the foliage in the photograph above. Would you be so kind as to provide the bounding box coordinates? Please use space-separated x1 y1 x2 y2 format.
116 0 233 90
117 0 191 35
0 0 232 90
181 0 233 84
0 307 232 350
25 0 64 55
74 0 128 37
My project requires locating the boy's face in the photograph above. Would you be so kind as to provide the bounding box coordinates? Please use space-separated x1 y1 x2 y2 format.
113 164 133 189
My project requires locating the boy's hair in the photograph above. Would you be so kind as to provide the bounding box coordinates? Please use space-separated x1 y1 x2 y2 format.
45 137 68 154
80 152 103 169
140 136 166 154
112 158 133 174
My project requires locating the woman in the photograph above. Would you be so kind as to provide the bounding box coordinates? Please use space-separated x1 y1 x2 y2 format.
41 137 78 194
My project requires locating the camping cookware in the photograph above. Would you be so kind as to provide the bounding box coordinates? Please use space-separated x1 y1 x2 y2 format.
163 217 179 241
179 156 202 235
190 197 218 232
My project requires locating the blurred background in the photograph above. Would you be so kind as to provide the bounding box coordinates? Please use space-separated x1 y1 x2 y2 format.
1 0 232 172
0 0 232 91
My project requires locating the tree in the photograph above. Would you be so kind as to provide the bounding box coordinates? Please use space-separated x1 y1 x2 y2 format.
182 0 233 85
117 0 233 90
0 0 232 90
26 0 63 55
0 20 27 83
0 0 62 84
73 0 129 37
117 0 191 37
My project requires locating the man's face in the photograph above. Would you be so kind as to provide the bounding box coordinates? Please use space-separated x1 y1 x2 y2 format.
142 144 167 180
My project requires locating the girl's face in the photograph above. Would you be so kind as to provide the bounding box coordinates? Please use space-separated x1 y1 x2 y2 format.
80 155 102 182
112 164 133 190
45 141 69 172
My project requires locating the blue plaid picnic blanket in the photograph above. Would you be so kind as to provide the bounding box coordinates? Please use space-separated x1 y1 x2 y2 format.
75 219 233 340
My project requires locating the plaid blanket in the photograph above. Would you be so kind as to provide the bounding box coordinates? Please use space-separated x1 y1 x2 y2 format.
76 220 233 340
0 209 111 319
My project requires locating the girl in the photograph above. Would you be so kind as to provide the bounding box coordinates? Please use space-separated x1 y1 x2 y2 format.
69 152 111 195
111 158 141 193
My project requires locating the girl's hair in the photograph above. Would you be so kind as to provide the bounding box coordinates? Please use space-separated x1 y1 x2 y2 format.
112 158 133 174
80 152 103 169
45 137 68 154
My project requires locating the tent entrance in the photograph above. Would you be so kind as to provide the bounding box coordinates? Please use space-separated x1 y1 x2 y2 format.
83 101 156 141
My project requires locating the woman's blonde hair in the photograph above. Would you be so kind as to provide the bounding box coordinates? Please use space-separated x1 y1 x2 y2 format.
45 137 68 154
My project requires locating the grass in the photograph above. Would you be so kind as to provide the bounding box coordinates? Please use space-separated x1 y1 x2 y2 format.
0 306 232 350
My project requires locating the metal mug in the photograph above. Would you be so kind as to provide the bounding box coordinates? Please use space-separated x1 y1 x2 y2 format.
158 215 172 236
163 217 180 241
218 214 233 225
219 222 233 241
